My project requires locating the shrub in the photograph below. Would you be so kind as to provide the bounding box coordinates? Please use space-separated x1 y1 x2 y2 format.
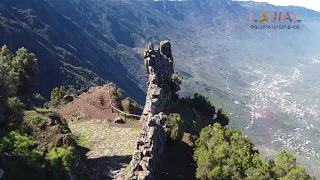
193 93 215 117
50 86 67 107
117 88 124 99
0 45 38 124
194 123 259 180
6 97 25 121
170 73 182 94
123 100 135 114
165 94 225 135
0 45 39 96
58 124 70 134
48 146 75 172
0 130 47 179
35 108 53 115
87 97 105 109
7 97 25 114
28 116 45 129
72 134 90 148
0 131 43 163
13 47 39 95
216 106 229 126
194 123 315 180
132 103 138 114
166 113 184 140
32 93 47 107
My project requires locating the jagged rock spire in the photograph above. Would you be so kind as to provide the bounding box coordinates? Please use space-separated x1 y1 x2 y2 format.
148 42 154 50
126 41 176 179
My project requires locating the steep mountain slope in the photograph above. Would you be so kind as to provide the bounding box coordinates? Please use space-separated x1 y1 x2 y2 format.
1 0 319 102
0 0 161 103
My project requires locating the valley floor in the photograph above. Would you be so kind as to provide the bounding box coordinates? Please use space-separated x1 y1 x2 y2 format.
241 59 320 177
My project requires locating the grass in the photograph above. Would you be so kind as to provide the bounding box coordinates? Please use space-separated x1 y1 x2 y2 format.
35 108 53 115
259 152 268 162
58 124 70 134
48 146 75 172
87 98 105 109
28 116 45 129
0 131 46 179
118 112 138 122
130 128 140 133
71 111 86 121
72 133 90 148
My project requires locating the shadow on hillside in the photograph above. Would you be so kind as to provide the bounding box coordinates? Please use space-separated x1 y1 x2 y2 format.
87 155 131 180
75 144 131 180
155 139 196 180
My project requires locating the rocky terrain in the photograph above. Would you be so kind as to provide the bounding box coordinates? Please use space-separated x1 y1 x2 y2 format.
55 40 179 180
56 84 141 179
57 84 117 122
68 119 139 180
126 40 176 179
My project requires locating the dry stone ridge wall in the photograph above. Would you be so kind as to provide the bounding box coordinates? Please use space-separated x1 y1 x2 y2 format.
126 40 175 180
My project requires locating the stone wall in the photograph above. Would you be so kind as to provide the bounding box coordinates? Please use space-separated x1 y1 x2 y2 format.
126 41 174 180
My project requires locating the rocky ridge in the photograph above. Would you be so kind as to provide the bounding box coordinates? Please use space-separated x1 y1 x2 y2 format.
125 41 175 180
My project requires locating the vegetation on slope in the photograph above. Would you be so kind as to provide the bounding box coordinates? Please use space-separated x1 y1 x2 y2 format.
166 113 184 140
163 71 314 180
0 45 86 180
0 45 38 123
194 123 315 180
165 93 230 137
0 0 171 102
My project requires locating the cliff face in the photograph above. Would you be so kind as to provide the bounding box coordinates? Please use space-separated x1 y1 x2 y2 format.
126 41 175 180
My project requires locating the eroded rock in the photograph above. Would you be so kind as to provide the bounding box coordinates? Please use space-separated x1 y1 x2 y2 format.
127 41 176 180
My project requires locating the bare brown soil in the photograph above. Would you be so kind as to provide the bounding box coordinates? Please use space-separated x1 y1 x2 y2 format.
56 84 141 179
57 84 117 122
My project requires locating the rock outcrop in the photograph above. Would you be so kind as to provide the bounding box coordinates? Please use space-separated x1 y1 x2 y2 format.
126 41 175 180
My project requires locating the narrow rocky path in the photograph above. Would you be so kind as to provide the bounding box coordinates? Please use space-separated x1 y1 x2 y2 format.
68 119 140 179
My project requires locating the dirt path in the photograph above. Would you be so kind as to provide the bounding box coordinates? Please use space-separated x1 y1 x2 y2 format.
68 119 140 179
56 84 143 179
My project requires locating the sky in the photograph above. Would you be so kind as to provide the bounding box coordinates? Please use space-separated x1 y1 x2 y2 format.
234 0 320 12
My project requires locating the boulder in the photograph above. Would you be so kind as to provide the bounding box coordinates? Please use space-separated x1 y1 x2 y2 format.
57 134 73 146
62 134 73 145
114 117 125 124
50 119 59 126
71 113 82 121
63 95 74 102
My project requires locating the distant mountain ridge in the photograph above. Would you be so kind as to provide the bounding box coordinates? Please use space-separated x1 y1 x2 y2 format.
0 0 320 102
